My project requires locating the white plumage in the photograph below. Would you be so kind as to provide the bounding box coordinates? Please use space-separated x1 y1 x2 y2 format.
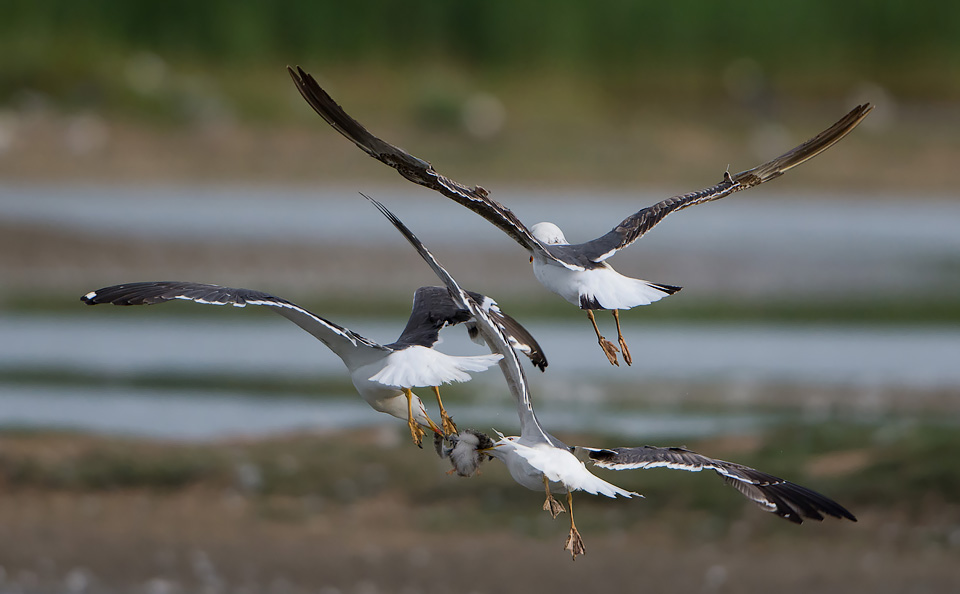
368 345 502 388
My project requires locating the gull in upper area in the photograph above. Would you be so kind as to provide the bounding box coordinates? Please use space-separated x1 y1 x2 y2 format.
288 66 872 367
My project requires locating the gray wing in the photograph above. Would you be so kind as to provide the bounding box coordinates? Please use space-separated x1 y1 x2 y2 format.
364 194 563 448
464 289 548 371
585 445 856 524
389 286 472 349
578 103 873 262
288 66 575 270
81 281 388 358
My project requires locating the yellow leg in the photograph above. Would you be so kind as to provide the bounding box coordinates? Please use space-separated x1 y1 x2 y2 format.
542 475 566 518
612 309 632 366
587 310 619 366
404 388 426 448
433 386 458 436
563 491 586 560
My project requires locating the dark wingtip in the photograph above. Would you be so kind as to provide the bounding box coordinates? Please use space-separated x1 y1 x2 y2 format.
653 283 683 295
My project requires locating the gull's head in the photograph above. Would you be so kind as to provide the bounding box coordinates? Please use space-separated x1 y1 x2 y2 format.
531 222 568 246
478 430 518 462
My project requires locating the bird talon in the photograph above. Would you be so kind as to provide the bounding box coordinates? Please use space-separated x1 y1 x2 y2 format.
564 526 586 559
408 420 426 448
543 494 567 518
440 412 459 437
619 337 632 366
599 338 620 366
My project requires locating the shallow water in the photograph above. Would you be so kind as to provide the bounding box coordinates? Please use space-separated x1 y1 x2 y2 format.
2 313 957 440
5 315 958 388
2 183 958 439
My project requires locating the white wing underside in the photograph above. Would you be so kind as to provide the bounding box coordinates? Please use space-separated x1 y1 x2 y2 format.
513 443 637 499
368 345 502 387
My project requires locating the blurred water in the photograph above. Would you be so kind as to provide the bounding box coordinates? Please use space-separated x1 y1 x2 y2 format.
2 183 958 439
4 315 958 388
0 384 772 442
1 313 957 439
2 183 959 256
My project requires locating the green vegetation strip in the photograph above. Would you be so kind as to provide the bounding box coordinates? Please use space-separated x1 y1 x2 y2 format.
2 1 958 122
0 420 955 529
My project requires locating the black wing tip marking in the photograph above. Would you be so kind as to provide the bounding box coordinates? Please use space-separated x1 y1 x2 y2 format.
579 295 603 310
651 283 683 295
578 282 680 310
489 309 549 371
588 446 856 525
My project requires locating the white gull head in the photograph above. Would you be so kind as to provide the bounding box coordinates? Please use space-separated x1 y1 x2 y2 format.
531 222 569 245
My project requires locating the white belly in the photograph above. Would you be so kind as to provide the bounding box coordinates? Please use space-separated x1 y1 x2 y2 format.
532 258 584 306
533 258 670 310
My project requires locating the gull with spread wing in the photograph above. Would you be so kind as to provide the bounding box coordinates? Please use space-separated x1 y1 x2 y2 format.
366 193 856 559
81 281 546 446
289 66 872 366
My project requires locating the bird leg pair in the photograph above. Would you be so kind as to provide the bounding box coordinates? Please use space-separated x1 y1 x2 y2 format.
403 387 458 448
586 309 632 366
541 476 585 559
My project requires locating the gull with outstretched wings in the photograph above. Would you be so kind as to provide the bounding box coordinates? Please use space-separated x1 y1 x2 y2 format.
82 281 545 445
289 65 872 366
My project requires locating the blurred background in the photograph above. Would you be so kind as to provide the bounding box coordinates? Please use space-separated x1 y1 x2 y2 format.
1 2 958 593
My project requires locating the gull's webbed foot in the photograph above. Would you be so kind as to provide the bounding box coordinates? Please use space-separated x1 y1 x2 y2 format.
440 410 459 437
543 493 567 519
612 309 632 366
599 337 620 366
564 526 586 560
587 310 620 366
408 417 426 448
618 335 632 366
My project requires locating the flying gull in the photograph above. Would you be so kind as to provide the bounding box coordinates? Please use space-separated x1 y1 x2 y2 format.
288 65 872 366
81 281 545 446
365 193 856 559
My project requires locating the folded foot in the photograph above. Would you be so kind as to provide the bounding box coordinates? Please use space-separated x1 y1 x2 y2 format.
543 494 567 519
599 337 620 366
408 417 426 448
564 526 585 559
440 410 459 437
618 335 632 366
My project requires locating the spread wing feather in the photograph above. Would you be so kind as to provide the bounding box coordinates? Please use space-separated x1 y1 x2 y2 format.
578 103 873 262
81 281 385 353
288 66 575 269
585 445 856 524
